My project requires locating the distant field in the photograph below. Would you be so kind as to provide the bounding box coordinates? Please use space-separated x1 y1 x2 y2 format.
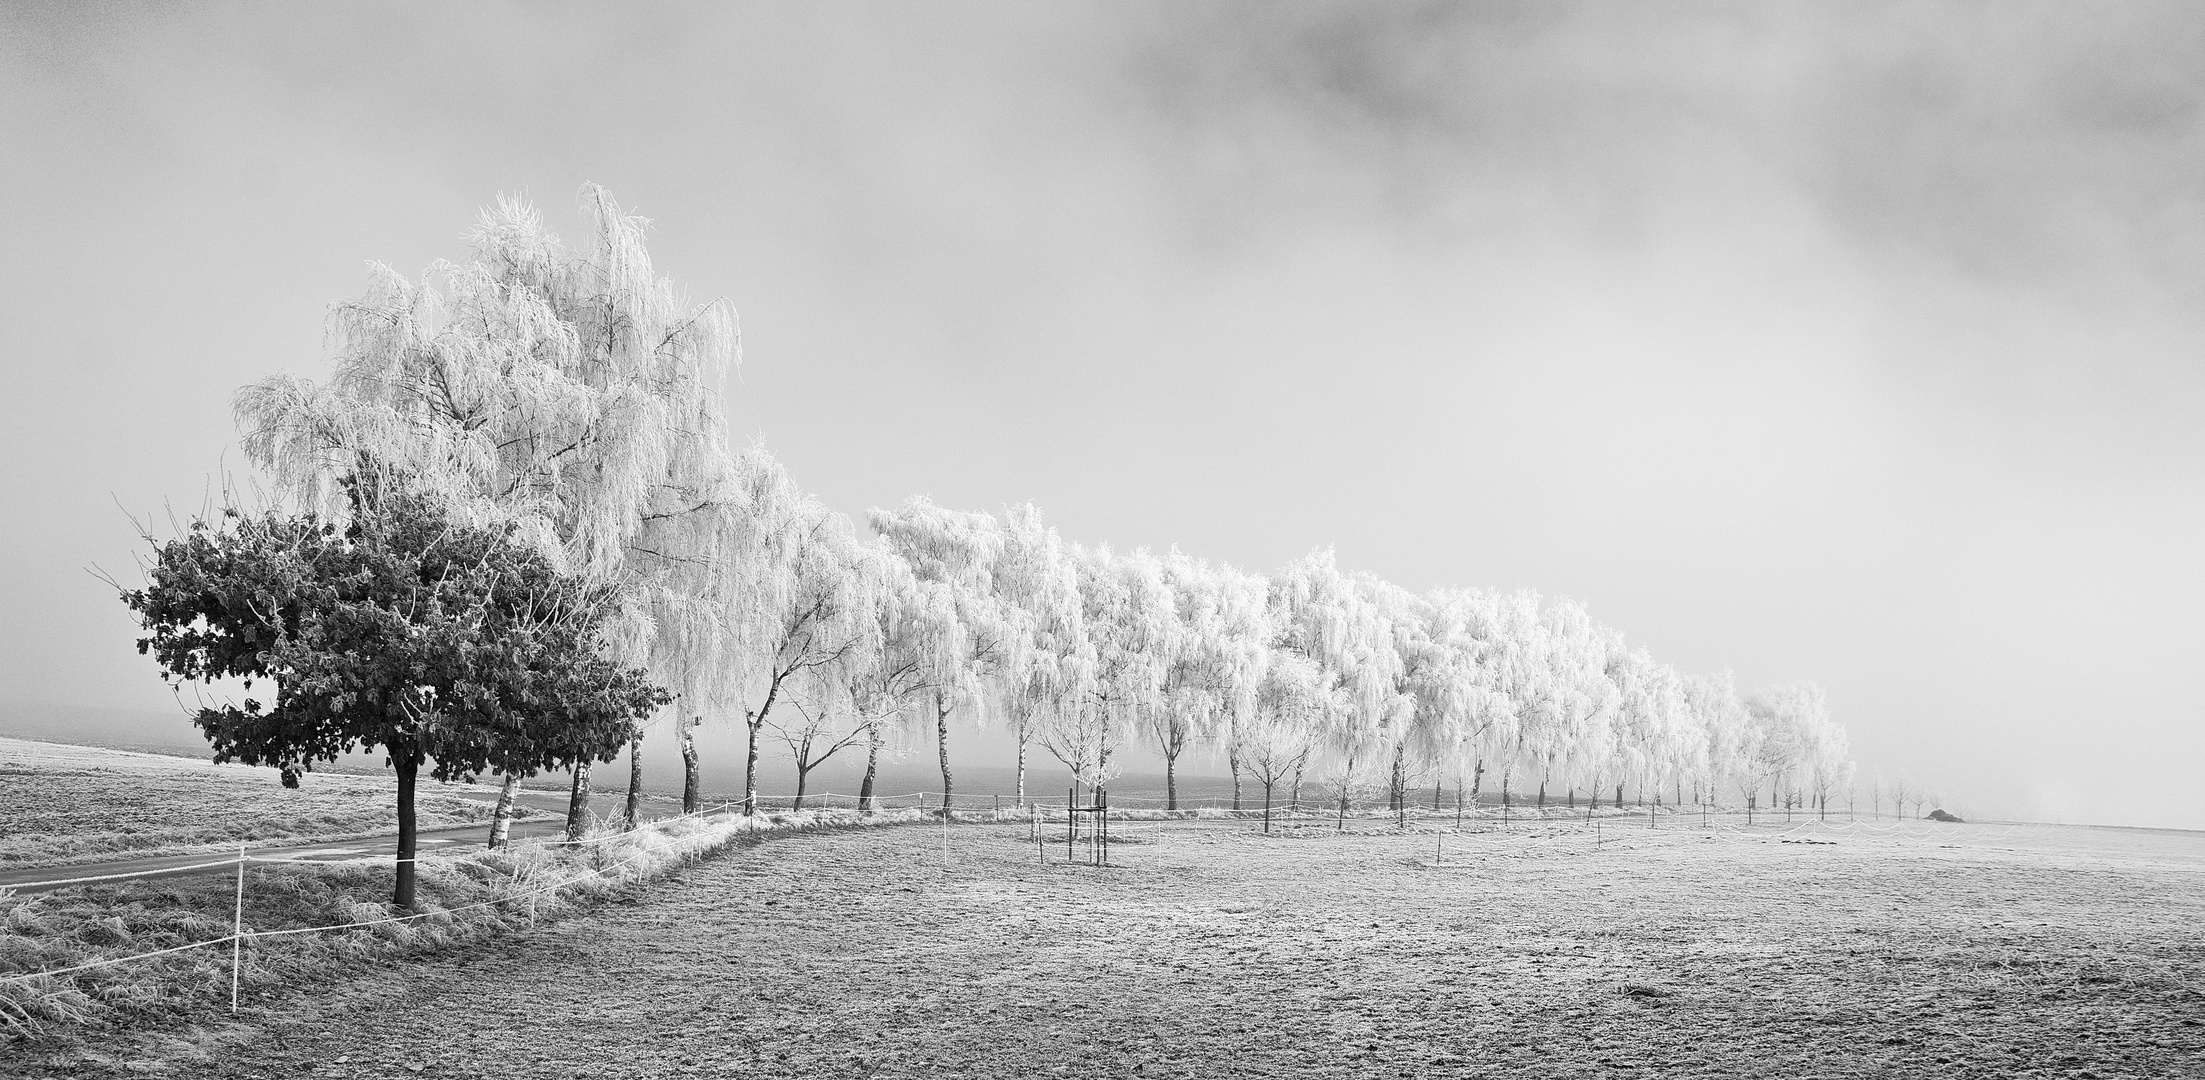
0 737 535 869
111 814 2205 1079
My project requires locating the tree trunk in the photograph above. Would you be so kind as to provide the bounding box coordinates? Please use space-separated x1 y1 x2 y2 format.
1538 779 1547 807
623 734 644 831
935 694 955 812
566 761 593 842
858 726 880 810
1262 779 1274 834
394 746 420 910
1616 783 1623 809
1164 750 1179 812
1230 749 1243 812
743 708 764 816
1390 744 1406 813
486 772 518 849
679 725 701 815
792 764 810 810
1470 760 1485 805
1336 755 1354 832
1433 775 1443 810
1290 761 1305 811
1015 730 1028 803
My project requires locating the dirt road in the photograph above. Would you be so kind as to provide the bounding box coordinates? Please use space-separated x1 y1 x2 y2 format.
60 818 2205 1079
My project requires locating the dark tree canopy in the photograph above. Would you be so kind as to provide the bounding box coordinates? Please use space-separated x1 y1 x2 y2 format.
124 472 668 906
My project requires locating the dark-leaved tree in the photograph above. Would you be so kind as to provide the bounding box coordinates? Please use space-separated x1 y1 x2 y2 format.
123 473 668 909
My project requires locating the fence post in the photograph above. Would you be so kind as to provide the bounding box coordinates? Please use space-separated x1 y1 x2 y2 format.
230 843 245 1014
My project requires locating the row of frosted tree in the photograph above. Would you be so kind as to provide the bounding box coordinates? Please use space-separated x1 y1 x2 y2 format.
227 187 1855 837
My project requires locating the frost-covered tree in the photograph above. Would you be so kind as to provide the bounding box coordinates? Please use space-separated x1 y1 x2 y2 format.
1181 561 1269 812
1749 681 1828 818
993 505 1094 801
725 448 873 815
1272 550 1398 826
768 697 871 810
1399 589 1475 811
869 498 1009 809
1242 652 1329 832
844 544 943 809
235 185 743 834
1046 545 1172 790
1155 551 1268 810
1522 600 1614 807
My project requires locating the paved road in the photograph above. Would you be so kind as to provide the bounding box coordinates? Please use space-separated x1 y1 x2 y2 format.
0 790 585 896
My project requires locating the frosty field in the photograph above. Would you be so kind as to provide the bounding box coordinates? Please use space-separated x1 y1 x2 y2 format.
0 737 531 869
72 814 2203 1080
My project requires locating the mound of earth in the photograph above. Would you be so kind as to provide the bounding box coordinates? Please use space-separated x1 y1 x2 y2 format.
1928 809 1965 823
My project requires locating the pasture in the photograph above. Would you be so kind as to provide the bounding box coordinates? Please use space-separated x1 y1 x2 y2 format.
0 737 532 869
52 813 2205 1079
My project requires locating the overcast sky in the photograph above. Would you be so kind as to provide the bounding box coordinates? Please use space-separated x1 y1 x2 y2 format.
4 2 2201 828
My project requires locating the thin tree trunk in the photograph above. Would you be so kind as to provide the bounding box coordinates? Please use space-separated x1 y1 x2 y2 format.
1471 760 1485 805
1433 775 1443 810
743 676 787 817
1165 750 1179 812
623 734 644 831
793 764 810 810
566 761 593 842
857 724 882 810
1538 778 1547 808
487 772 518 849
743 708 764 816
1015 728 1028 803
1262 779 1274 834
1229 748 1243 812
1390 744 1406 813
1336 755 1354 832
680 725 701 815
394 746 420 910
1616 783 1623 810
935 693 954 812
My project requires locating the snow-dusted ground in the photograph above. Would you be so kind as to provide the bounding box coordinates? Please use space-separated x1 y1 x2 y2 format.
86 817 2205 1078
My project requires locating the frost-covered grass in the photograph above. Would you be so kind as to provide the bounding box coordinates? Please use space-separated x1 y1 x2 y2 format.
0 807 929 1054
52 814 2205 1080
0 737 536 869
16 813 2204 1077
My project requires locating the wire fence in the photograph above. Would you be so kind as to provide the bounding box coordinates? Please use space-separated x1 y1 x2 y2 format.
0 800 770 1010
